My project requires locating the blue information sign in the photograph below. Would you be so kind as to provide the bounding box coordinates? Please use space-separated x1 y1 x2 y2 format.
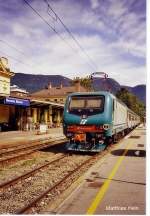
4 97 30 107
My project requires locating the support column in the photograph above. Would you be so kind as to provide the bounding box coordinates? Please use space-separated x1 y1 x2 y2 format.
60 109 63 123
27 107 31 116
49 105 53 126
56 109 61 127
38 108 41 123
44 109 48 124
33 108 37 123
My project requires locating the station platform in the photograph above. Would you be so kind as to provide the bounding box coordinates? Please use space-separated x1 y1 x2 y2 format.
0 127 64 149
55 125 146 215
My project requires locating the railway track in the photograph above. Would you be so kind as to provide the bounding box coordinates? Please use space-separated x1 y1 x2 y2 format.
0 154 67 190
0 133 131 214
16 156 94 214
0 152 94 214
0 137 67 166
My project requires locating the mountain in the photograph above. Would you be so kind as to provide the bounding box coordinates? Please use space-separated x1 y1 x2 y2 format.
92 78 146 104
11 73 146 104
122 85 146 104
11 73 71 93
92 78 121 93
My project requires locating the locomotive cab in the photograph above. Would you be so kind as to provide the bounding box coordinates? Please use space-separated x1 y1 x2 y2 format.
63 92 113 152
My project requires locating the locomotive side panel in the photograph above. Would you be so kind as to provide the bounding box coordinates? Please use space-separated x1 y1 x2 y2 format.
112 99 128 134
127 110 140 129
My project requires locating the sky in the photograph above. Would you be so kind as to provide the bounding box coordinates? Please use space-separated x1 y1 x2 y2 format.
0 0 146 86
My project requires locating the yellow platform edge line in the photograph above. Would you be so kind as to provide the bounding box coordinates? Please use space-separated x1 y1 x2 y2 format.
86 142 131 215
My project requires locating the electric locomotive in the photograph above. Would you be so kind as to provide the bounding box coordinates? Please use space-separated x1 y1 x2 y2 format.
63 91 140 152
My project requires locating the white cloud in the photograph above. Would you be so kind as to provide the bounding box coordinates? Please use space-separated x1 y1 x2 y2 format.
12 23 30 38
0 0 146 87
5 32 145 86
107 0 127 18
90 0 99 9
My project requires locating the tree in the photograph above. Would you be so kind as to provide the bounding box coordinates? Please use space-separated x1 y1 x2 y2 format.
71 76 93 91
116 88 145 119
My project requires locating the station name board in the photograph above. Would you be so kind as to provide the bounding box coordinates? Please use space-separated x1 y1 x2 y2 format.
0 76 10 96
4 97 30 107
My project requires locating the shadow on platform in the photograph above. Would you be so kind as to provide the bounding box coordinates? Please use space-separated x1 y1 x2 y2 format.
94 176 146 186
111 149 146 157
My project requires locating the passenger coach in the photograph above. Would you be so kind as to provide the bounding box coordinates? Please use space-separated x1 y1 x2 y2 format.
63 91 140 152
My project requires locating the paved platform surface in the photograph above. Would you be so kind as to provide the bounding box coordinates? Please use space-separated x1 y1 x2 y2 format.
56 125 146 215
0 128 64 149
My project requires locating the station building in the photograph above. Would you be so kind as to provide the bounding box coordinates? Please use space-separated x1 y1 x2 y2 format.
0 57 87 132
30 80 87 128
0 57 30 131
0 57 64 131
31 80 86 104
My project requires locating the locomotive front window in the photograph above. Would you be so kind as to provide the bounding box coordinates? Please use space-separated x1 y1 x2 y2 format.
86 98 102 108
70 98 85 108
69 95 104 115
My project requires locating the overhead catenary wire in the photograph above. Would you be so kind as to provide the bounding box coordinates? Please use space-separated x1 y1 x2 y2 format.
44 0 98 70
44 1 131 67
23 0 97 71
44 0 137 64
0 50 45 74
23 0 79 53
0 50 33 68
0 39 27 57
0 39 42 71
0 39 48 73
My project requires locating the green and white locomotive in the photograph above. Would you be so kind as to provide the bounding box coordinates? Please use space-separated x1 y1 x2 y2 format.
63 91 140 152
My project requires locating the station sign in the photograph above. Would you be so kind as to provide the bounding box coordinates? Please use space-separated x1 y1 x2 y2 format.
4 97 30 107
0 76 10 96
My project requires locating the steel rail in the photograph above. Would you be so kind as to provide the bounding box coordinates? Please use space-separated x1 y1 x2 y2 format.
0 138 67 166
0 155 67 190
0 150 36 166
1 139 124 214
0 136 52 152
0 136 66 157
15 155 96 214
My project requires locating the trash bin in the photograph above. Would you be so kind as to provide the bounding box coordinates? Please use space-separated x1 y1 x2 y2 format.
37 124 47 135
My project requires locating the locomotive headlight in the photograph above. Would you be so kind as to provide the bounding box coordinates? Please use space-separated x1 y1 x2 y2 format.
103 124 110 130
